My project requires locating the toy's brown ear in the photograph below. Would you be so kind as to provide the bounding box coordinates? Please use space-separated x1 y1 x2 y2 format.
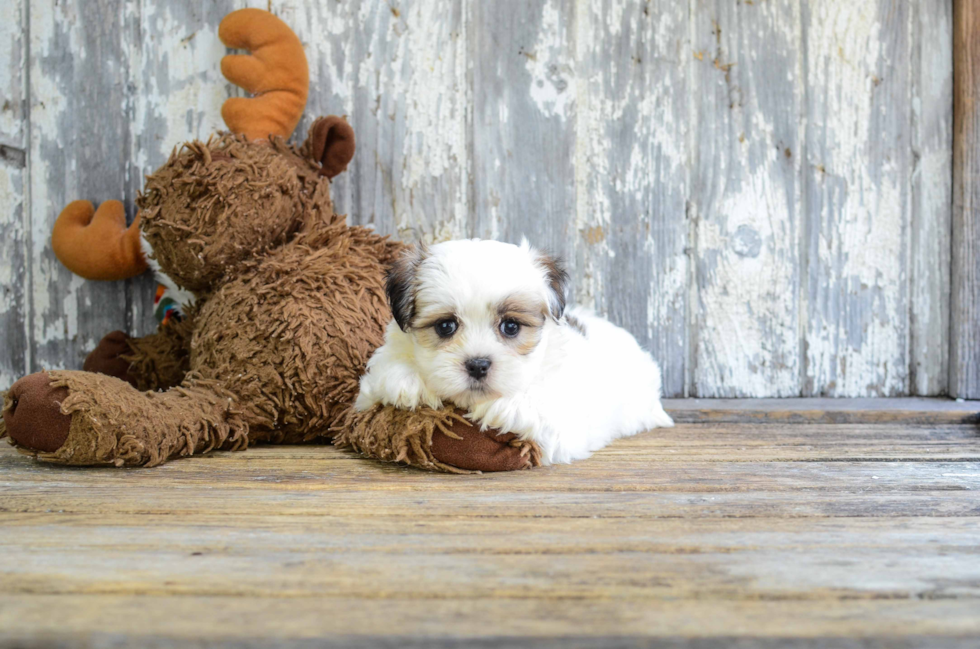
308 116 355 178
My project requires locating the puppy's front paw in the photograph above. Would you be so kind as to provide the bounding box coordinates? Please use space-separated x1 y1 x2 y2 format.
356 368 442 411
467 396 541 438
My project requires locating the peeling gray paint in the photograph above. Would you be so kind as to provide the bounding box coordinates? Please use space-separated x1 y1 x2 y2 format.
0 0 28 390
0 0 956 397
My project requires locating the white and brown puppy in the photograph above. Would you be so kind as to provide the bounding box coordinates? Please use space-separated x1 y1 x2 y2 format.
355 239 674 465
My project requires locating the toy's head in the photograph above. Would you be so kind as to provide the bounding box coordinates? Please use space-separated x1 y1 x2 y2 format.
136 116 352 291
51 9 354 292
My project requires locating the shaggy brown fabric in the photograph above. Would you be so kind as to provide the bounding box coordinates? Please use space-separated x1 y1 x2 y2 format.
189 217 397 445
5 8 528 474
84 319 194 391
338 405 476 474
124 317 194 391
337 406 541 473
7 124 427 469
83 331 139 386
138 135 314 292
8 370 249 467
2 373 71 453
3 122 458 470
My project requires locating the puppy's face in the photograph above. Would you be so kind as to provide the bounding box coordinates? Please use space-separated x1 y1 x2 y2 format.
386 239 567 409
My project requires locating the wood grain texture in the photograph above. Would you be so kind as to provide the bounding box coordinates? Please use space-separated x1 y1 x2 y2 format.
664 397 980 424
0 0 28 389
910 1 952 396
2 516 979 600
287 0 353 217
27 0 141 372
471 0 576 254
348 0 470 241
802 0 912 397
1 597 978 648
2 409 979 645
952 0 980 399
576 0 690 396
0 0 961 397
691 0 803 397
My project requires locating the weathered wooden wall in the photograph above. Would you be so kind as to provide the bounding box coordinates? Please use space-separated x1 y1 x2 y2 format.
0 0 954 397
952 0 980 399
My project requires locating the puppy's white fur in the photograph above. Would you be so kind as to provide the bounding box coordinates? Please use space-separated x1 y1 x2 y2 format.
355 238 673 465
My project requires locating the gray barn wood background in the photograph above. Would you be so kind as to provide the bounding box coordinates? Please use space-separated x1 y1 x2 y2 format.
0 0 957 397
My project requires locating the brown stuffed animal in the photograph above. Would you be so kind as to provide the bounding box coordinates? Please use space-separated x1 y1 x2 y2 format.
0 8 538 473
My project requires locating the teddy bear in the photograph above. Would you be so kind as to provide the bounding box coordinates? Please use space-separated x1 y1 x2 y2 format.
0 8 539 474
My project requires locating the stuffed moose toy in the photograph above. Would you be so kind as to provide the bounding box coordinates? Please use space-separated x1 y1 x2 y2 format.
0 9 539 473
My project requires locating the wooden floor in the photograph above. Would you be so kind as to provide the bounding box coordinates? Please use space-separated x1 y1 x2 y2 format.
1 400 979 648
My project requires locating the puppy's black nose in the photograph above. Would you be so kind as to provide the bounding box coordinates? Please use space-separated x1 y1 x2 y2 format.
465 357 492 379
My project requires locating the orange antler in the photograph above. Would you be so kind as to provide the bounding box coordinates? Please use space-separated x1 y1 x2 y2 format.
219 8 309 141
51 201 148 281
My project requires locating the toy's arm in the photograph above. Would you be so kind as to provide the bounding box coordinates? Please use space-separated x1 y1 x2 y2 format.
83 317 193 392
51 200 148 281
337 404 541 473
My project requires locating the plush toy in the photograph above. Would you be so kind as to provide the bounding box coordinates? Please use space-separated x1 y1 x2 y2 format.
0 8 539 473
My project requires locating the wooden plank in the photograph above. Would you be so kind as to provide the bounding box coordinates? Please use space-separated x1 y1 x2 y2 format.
664 397 980 424
574 1 690 396
4 452 977 494
0 0 28 389
6 544 976 602
4 511 976 538
952 0 980 399
285 0 353 216
802 1 912 396
2 411 978 643
3 447 978 521
27 0 141 370
4 481 976 523
3 0 961 396
6 449 980 486
470 0 576 256
1 516 977 600
909 1 953 396
691 0 803 397
1 596 977 646
347 0 470 240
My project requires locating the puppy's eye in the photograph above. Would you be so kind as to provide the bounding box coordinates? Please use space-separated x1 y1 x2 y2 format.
500 319 521 338
435 318 458 338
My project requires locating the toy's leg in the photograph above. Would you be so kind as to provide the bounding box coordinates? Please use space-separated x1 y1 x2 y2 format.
84 320 192 391
1 370 246 467
338 405 541 474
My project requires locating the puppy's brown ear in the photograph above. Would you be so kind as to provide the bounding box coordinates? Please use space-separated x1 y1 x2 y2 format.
386 244 427 331
307 115 355 178
534 250 568 321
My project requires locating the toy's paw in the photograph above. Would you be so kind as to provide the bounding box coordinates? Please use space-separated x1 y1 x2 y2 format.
430 412 541 472
83 330 137 387
2 372 71 453
82 331 139 388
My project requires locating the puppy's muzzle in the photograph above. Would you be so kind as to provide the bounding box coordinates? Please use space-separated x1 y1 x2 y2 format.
465 357 492 380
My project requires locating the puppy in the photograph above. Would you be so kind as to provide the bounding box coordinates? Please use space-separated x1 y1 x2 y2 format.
355 238 674 465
